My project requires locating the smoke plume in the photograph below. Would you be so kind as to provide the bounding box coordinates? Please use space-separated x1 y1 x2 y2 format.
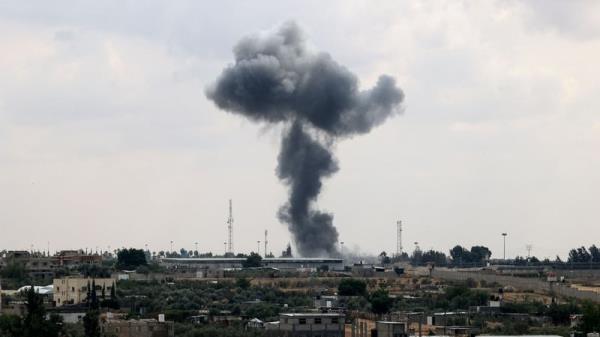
206 22 404 256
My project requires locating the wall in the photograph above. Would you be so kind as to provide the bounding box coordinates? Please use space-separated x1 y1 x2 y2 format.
431 269 600 302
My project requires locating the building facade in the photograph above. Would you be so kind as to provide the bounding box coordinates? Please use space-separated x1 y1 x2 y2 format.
272 313 345 337
53 277 115 306
101 319 174 337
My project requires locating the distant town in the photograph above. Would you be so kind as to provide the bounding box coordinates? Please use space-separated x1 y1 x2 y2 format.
1 241 599 337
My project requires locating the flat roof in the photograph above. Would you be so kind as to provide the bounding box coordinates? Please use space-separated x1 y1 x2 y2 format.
161 257 343 263
280 313 344 317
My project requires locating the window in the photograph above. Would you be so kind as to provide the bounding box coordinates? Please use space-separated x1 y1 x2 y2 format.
331 317 339 324
71 287 75 292
314 318 322 324
299 318 306 325
56 287 60 292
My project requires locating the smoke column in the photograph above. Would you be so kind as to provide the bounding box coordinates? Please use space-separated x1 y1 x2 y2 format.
206 22 404 256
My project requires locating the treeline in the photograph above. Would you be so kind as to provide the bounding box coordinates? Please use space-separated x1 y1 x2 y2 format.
384 245 493 267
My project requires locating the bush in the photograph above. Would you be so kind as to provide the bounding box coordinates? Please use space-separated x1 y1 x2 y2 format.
338 278 367 296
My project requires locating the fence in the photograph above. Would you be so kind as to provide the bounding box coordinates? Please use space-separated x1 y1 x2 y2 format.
431 269 600 302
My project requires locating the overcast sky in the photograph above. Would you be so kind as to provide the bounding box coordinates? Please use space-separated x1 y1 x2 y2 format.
1 1 598 259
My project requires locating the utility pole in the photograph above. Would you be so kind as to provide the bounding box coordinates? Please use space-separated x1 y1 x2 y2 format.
397 220 403 257
502 233 507 261
227 199 234 254
264 230 268 258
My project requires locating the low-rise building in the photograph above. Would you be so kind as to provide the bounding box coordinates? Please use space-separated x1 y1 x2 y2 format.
101 318 174 337
53 277 115 307
270 313 345 337
375 321 408 337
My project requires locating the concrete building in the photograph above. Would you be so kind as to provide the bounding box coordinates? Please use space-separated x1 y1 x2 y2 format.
375 321 408 337
101 319 174 337
314 295 339 309
159 257 344 271
53 277 115 307
269 313 345 337
0 250 103 280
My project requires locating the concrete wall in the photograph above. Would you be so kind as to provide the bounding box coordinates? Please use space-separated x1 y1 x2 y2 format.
431 269 600 302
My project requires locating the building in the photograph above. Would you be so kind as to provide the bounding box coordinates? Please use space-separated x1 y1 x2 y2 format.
159 257 344 272
0 251 57 279
53 277 115 307
314 295 339 309
101 319 174 337
375 321 408 337
54 250 103 268
0 250 103 280
269 313 345 337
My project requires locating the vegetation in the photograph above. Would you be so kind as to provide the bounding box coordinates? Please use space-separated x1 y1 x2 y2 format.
116 248 148 270
338 278 367 296
242 253 263 268
580 301 600 333
0 286 64 337
116 279 312 322
369 288 393 314
449 245 492 265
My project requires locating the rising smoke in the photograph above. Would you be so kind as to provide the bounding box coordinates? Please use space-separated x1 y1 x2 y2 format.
206 22 404 257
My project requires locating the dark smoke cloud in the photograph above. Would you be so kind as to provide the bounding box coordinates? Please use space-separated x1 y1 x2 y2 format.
206 22 404 256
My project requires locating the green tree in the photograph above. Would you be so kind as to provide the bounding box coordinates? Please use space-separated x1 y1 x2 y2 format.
0 314 23 337
22 285 63 337
83 280 101 337
236 277 251 290
370 288 393 314
242 253 263 268
470 246 492 263
580 301 600 333
338 278 367 296
116 248 148 270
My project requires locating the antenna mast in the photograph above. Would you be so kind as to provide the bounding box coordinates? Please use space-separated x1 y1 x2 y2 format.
397 220 403 257
227 199 234 254
264 230 268 258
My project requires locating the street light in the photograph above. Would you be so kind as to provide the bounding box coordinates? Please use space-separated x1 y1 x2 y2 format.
195 242 198 253
170 241 173 253
502 233 507 261
340 242 344 256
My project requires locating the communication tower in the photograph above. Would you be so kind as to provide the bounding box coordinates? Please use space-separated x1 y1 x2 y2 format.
227 199 234 254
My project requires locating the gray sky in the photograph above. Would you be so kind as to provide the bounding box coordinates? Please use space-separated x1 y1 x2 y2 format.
0 1 598 259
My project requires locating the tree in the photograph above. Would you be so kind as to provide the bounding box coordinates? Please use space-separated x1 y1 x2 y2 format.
450 245 471 265
421 250 448 266
370 289 393 314
470 246 491 263
379 251 391 265
580 301 600 333
116 248 148 270
242 253 263 268
281 243 293 257
22 285 63 337
589 245 600 263
236 277 251 290
83 280 101 337
0 314 23 337
338 279 367 296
